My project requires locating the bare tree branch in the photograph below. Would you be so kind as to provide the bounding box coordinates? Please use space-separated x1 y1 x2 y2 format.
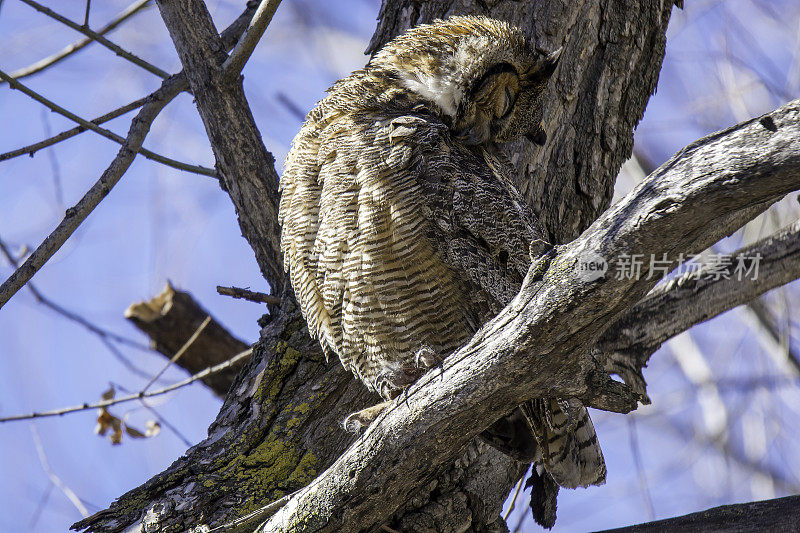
0 96 148 162
141 315 211 393
30 425 89 518
0 348 252 423
221 0 282 82
18 0 169 79
745 297 800 374
0 235 150 354
263 99 800 532
125 283 250 397
216 285 280 305
83 0 92 27
5 0 152 82
154 0 285 291
598 494 800 533
600 217 800 392
0 0 260 165
0 69 217 177
0 72 187 311
39 109 65 207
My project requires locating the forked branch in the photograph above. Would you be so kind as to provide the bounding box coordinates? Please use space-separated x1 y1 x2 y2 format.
263 100 800 532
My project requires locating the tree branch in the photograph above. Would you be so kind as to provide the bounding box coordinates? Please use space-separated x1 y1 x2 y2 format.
0 72 185 311
0 69 217 177
1 0 259 165
0 96 148 162
221 0 282 82
0 2 263 311
264 99 800 532
599 494 800 532
599 217 800 394
154 0 285 291
216 285 280 305
125 283 249 397
0 348 252 423
5 0 152 82
18 0 169 79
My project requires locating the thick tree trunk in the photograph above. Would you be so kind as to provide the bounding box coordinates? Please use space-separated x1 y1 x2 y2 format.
73 1 682 531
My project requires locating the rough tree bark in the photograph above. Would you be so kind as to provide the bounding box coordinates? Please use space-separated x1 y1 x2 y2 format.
71 1 799 532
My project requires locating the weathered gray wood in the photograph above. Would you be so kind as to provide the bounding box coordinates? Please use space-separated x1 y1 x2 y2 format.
598 494 800 533
600 218 800 395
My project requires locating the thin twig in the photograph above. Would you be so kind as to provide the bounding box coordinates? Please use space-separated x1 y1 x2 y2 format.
627 417 656 521
503 475 525 521
83 0 91 27
0 348 252 422
275 91 306 122
30 425 89 517
28 483 53 529
40 109 65 208
0 69 216 177
221 0 282 82
0 96 148 162
0 235 167 380
0 236 151 353
142 316 211 393
112 381 194 447
0 1 263 312
216 285 280 305
139 400 192 447
19 0 169 79
747 298 800 374
0 73 187 311
6 0 152 82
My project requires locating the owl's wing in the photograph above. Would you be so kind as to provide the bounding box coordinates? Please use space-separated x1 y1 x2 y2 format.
279 115 339 359
389 114 607 505
386 114 546 315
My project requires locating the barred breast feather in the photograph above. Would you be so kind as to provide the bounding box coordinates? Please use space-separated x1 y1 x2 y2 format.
278 16 606 528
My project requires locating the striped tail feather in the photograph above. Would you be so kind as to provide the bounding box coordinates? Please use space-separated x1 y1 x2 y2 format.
521 398 606 488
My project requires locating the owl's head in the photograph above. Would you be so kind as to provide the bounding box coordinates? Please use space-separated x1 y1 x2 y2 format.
371 16 561 146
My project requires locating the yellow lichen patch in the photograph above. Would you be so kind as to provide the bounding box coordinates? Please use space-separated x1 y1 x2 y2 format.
229 440 319 521
287 450 318 487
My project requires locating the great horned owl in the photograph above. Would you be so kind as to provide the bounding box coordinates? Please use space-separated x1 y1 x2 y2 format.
279 16 605 528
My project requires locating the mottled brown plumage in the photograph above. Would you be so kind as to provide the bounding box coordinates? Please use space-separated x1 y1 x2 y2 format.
279 16 604 527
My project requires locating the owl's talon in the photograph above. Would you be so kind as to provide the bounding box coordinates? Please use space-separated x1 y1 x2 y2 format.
343 401 390 433
375 365 423 400
415 346 441 369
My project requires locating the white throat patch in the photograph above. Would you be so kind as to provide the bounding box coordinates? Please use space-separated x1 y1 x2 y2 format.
399 70 462 118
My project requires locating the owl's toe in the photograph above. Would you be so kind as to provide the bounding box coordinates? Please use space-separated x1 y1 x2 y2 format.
343 401 390 433
375 364 424 400
415 345 442 369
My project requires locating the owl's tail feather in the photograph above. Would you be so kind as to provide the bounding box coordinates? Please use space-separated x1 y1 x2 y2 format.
526 465 559 530
479 398 605 529
521 398 607 488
